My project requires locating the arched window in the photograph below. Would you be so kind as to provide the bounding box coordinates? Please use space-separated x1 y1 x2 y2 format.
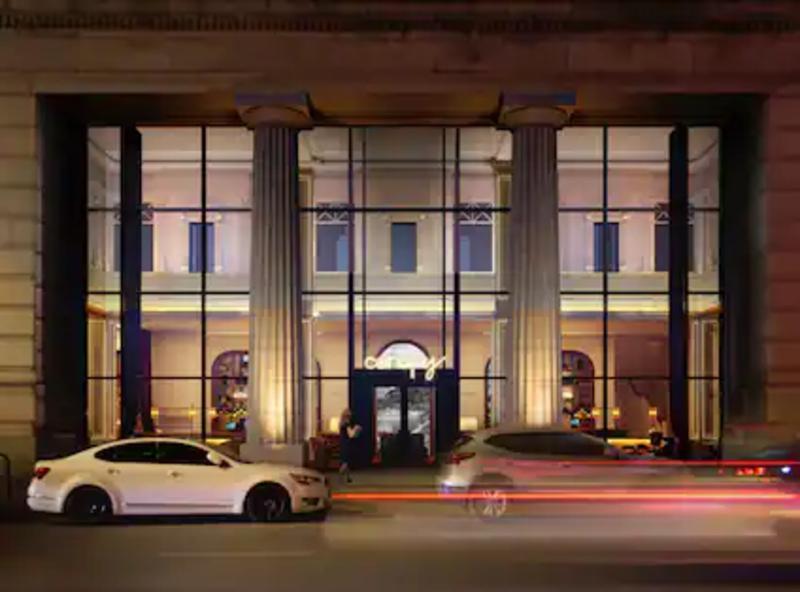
375 340 430 369
210 350 248 434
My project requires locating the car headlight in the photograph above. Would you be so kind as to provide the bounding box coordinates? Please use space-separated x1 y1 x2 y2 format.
290 472 322 486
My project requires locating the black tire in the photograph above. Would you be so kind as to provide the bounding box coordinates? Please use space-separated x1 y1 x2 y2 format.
244 483 291 523
64 486 113 524
468 476 513 520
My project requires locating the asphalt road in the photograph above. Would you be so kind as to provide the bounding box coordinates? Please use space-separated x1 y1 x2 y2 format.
3 499 800 592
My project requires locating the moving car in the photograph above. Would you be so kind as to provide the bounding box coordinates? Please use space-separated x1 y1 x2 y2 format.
27 437 330 523
439 427 784 517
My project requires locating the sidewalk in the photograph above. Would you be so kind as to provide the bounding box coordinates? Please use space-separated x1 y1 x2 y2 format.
329 466 441 492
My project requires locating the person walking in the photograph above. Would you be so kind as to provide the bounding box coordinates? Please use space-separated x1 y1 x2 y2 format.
339 408 361 484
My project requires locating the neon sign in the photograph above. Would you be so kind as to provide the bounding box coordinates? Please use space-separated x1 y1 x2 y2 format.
363 355 446 381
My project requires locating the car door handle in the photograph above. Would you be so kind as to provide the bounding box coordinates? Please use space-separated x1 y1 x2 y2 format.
107 468 120 476
167 470 181 478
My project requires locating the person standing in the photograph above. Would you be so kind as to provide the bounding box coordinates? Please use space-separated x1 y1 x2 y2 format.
339 408 361 484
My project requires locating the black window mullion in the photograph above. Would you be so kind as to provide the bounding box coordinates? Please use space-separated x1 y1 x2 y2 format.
669 125 690 458
347 129 356 414
200 126 208 441
601 126 609 439
120 126 143 439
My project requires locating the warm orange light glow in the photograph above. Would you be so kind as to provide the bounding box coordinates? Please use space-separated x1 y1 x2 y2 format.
333 489 796 503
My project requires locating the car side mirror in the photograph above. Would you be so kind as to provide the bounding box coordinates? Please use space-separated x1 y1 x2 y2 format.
207 451 231 469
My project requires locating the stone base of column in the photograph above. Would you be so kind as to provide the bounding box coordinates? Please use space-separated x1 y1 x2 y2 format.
240 442 306 466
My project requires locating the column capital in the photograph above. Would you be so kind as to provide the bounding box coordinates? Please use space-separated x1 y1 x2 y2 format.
499 105 570 129
236 92 313 129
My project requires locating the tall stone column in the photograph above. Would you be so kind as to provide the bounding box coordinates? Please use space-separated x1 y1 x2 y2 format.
239 101 310 463
502 107 568 426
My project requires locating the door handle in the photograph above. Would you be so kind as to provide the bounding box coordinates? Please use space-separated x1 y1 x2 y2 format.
167 470 181 478
107 468 120 476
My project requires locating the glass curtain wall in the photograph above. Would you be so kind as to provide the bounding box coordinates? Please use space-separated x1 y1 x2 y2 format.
558 126 720 442
87 126 253 441
300 128 510 434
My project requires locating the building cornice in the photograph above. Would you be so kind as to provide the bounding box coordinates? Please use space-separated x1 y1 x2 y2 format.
2 3 800 34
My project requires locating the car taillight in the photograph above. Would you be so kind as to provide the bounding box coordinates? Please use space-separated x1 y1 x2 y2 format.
446 451 475 465
735 466 766 477
33 467 50 480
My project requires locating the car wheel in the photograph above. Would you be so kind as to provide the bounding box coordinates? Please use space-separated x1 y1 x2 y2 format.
468 478 511 519
64 486 113 524
244 484 290 523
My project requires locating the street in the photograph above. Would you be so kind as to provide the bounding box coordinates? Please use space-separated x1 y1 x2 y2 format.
4 495 800 592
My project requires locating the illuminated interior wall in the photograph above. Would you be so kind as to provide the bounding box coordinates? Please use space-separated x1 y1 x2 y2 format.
86 124 720 443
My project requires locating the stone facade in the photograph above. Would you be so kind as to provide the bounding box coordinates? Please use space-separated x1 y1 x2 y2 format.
0 87 37 498
2 1 800 488
763 91 800 425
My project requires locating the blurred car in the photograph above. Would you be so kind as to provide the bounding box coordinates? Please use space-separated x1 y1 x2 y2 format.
27 437 330 523
439 427 788 517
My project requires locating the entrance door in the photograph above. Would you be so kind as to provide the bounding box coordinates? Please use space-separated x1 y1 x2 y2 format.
351 369 458 467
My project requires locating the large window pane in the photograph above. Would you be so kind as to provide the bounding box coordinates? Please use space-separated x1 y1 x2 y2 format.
304 295 351 378
142 295 201 378
689 127 720 208
87 127 120 209
608 127 671 208
608 295 669 378
141 127 201 208
689 211 719 293
689 295 720 379
558 127 603 207
559 212 602 292
140 212 201 292
608 379 669 437
150 379 202 436
87 304 119 378
607 211 669 292
88 210 119 291
207 127 253 208
87 378 119 441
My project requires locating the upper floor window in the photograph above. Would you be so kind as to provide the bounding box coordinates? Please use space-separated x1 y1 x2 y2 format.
391 222 417 273
459 204 493 272
654 203 695 272
316 204 349 272
189 222 215 273
593 222 619 272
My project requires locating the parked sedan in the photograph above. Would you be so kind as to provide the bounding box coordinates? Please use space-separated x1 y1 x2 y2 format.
27 437 330 523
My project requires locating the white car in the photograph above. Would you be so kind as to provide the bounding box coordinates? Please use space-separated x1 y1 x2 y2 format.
27 437 330 523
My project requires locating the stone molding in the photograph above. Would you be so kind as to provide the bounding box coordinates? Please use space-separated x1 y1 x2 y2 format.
499 106 570 129
2 4 800 34
237 93 312 129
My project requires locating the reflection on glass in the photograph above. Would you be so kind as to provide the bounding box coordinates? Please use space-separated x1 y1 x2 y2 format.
375 386 402 457
408 386 434 458
689 379 720 441
87 378 119 441
689 211 719 292
87 128 120 209
88 210 119 292
689 127 720 208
